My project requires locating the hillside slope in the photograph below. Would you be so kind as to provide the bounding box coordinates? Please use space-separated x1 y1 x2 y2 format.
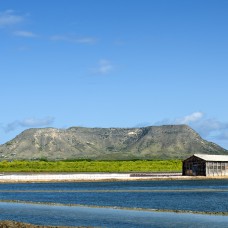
0 125 227 160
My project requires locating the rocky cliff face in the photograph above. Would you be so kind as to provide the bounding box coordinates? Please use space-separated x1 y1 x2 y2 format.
0 125 227 160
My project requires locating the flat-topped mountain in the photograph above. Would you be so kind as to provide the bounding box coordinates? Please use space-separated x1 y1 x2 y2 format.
0 125 227 160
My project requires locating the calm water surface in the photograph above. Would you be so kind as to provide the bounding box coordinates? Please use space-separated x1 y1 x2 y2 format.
0 179 227 227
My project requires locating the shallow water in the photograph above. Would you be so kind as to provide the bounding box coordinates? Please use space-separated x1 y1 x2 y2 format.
0 179 228 227
0 202 228 228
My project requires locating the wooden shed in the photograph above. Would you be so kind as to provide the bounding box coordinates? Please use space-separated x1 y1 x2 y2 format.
182 154 228 176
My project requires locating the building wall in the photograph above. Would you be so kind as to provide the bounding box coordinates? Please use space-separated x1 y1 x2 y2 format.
183 156 228 176
182 156 206 176
206 161 228 176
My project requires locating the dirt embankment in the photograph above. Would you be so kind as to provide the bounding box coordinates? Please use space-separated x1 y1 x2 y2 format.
0 220 92 228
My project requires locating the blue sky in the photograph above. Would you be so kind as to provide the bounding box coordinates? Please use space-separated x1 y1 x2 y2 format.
1 0 228 149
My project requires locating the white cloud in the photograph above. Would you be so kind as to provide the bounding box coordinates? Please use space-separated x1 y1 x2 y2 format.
4 121 19 133
4 117 55 133
155 112 228 146
192 118 228 137
76 37 97 44
93 59 114 75
134 122 151 128
175 112 204 124
19 117 54 127
50 35 96 44
0 10 24 27
13 30 37 38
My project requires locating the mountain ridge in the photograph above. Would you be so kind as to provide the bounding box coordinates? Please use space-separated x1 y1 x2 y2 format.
0 125 227 160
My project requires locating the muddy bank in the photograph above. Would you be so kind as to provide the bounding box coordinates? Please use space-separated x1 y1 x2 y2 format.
0 220 91 228
1 200 228 216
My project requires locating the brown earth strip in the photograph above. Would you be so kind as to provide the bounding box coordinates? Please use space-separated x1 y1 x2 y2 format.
0 220 93 228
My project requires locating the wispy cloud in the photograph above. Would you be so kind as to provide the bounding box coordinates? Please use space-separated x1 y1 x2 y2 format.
17 46 30 51
114 39 125 46
4 117 55 133
191 118 228 138
217 131 228 140
50 35 96 44
13 30 37 38
0 10 24 27
134 122 151 128
93 59 114 75
155 112 228 141
19 117 55 127
175 112 204 125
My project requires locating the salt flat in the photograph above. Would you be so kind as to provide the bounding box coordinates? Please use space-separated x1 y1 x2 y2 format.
0 172 222 183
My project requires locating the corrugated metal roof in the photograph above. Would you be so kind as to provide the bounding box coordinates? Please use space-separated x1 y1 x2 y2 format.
194 154 228 161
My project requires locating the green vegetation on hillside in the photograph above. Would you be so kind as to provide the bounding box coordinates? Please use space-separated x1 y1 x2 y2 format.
1 125 226 161
0 160 182 172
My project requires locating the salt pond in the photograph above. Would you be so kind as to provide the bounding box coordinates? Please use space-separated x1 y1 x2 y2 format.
0 179 228 227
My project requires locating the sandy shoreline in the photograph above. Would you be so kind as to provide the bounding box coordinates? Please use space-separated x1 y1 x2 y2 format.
0 172 228 183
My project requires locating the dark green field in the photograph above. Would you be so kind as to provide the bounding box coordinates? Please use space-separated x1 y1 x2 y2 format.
0 160 182 172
